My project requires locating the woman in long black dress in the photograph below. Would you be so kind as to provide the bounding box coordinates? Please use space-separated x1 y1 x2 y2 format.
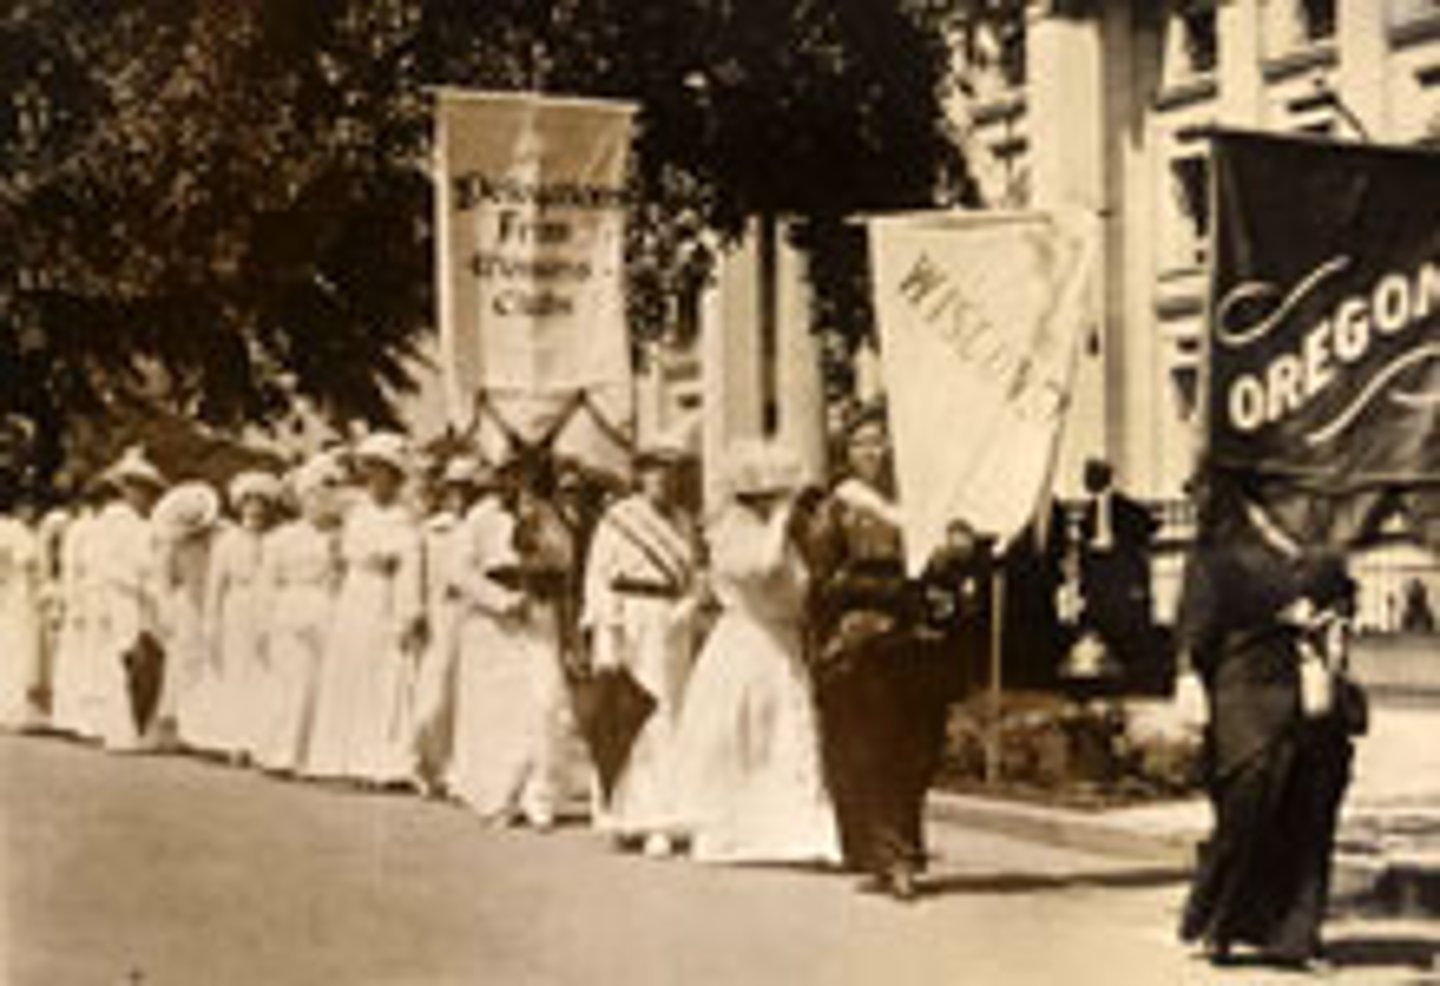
804 412 954 901
1177 488 1357 968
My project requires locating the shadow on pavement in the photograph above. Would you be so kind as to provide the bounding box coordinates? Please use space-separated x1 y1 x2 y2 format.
1325 935 1440 971
923 865 1190 897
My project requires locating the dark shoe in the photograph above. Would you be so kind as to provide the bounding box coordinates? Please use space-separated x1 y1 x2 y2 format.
1203 942 1234 967
612 834 643 853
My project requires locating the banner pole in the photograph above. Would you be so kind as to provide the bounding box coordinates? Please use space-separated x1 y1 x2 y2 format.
984 564 1007 785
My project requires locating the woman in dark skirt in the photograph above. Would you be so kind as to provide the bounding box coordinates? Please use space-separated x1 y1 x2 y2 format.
1176 497 1358 969
802 412 956 902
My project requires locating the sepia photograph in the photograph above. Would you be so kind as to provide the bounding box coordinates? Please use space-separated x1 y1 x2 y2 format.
1 1 1439 983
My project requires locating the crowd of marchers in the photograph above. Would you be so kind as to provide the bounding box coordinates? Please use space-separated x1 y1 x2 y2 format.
0 406 1374 947
0 408 997 903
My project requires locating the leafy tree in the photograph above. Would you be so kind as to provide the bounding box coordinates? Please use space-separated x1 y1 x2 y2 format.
1 0 1024 484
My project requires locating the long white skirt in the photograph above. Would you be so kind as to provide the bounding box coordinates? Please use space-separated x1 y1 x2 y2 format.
593 597 694 838
408 599 463 785
52 581 112 740
0 578 40 729
88 590 143 751
446 611 569 824
157 593 208 746
673 612 840 865
253 586 329 772
204 584 269 755
50 609 94 737
304 573 416 784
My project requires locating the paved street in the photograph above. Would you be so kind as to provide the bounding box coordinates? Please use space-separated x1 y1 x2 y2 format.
2 735 1438 986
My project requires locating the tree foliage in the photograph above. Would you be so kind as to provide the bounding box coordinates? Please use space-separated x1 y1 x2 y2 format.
0 0 1014 481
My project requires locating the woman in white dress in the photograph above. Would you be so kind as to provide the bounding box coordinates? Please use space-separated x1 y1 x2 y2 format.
50 494 100 738
305 433 426 786
87 448 164 752
582 437 700 856
150 482 221 750
34 506 72 725
410 455 488 794
253 455 343 774
198 471 282 759
445 461 570 828
0 499 43 730
673 441 840 865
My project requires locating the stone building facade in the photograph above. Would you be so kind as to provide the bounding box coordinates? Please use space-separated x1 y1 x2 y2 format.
956 0 1440 627
964 0 1440 507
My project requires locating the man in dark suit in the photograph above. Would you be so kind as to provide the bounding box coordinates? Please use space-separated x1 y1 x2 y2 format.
1077 458 1160 682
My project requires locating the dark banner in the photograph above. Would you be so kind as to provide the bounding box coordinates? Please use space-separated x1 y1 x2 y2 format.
1208 131 1440 501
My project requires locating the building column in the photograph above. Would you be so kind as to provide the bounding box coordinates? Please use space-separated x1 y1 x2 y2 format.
1027 4 1108 497
700 222 766 510
1217 0 1264 126
1337 0 1390 137
700 219 827 509
776 227 827 487
634 341 665 448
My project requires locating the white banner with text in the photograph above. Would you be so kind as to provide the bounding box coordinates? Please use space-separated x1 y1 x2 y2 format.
869 211 1094 574
435 89 636 470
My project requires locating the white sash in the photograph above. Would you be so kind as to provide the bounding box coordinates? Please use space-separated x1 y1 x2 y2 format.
604 497 692 590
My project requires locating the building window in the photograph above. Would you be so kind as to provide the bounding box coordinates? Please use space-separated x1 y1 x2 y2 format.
997 13 1027 89
1170 154 1210 267
1261 0 1338 78
1168 336 1203 422
1176 1 1219 75
1299 0 1337 41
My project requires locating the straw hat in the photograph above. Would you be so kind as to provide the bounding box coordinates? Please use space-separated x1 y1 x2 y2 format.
152 481 221 541
352 431 409 473
725 440 804 498
290 453 345 499
635 417 699 469
104 446 166 490
228 470 283 509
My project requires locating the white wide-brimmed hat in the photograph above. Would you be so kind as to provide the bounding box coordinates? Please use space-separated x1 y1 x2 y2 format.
353 431 410 473
725 439 804 497
152 481 221 540
104 446 166 490
290 453 345 499
441 454 491 488
634 416 700 469
228 470 283 508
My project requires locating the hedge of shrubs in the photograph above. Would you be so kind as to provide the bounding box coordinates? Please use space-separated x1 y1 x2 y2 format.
936 691 1203 809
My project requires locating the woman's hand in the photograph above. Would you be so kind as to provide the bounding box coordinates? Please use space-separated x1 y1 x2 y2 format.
1172 667 1209 734
591 626 623 672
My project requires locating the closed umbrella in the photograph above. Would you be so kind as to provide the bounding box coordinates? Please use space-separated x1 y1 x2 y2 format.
123 631 166 735
568 666 655 801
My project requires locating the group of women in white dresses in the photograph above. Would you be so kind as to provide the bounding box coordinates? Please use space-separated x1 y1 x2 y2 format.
583 438 839 865
39 446 356 769
1 430 846 870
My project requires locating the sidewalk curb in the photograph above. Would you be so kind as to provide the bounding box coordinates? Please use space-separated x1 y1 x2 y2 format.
927 792 1198 867
928 792 1435 915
